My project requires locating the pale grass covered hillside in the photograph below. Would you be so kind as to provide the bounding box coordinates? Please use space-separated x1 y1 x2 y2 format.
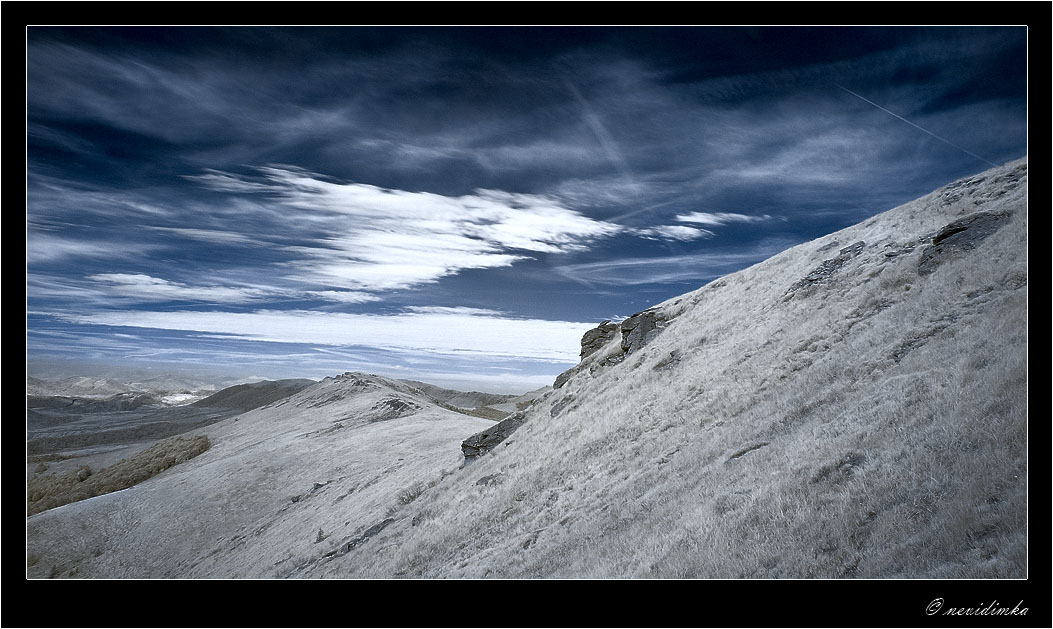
26 374 495 578
26 157 1027 579
306 156 1028 579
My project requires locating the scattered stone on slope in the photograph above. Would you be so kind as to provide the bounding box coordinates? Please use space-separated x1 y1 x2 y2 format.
727 442 770 461
939 162 1026 206
550 395 574 418
917 211 1013 276
461 411 527 462
888 321 955 363
336 518 395 555
787 241 866 294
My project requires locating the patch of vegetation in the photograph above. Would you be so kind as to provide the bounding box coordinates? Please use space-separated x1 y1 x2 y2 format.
465 406 509 420
27 435 210 517
432 399 508 421
396 480 427 505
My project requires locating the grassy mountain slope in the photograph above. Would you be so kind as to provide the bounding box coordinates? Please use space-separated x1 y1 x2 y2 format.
302 156 1028 579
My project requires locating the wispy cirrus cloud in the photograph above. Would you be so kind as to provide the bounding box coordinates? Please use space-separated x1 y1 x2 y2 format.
634 225 714 241
676 212 773 226
302 290 381 304
86 273 278 304
140 225 259 245
552 239 798 287
27 233 158 264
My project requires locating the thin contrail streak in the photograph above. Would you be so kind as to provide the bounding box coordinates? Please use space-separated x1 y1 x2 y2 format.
835 84 998 168
562 78 638 190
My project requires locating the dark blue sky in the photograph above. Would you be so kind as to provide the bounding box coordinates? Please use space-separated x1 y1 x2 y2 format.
26 26 1028 391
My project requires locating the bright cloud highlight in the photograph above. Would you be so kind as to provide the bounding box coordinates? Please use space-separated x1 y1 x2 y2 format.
200 167 624 292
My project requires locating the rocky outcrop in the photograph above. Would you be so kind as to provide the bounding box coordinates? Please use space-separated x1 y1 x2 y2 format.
580 320 619 359
554 308 672 389
461 411 528 462
619 308 666 355
369 397 421 422
787 241 866 294
917 211 1012 276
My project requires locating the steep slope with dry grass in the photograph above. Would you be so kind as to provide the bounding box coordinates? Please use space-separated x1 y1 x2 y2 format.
26 157 1027 580
301 156 1028 579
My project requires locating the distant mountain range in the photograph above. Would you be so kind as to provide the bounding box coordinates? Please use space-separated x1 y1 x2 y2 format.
27 373 223 403
27 157 1028 582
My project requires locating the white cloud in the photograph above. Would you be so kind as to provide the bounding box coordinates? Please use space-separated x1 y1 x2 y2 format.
182 170 280 193
305 290 382 304
198 167 623 293
404 306 507 316
88 273 275 304
676 212 772 226
31 272 382 308
634 225 714 241
142 225 258 245
52 308 595 363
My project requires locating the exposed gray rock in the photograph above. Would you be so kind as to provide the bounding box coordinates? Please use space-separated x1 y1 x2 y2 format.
580 320 619 359
587 353 627 378
727 442 770 461
620 308 666 354
554 311 668 388
917 211 1012 276
787 241 866 293
337 518 394 555
461 411 528 461
553 365 579 390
